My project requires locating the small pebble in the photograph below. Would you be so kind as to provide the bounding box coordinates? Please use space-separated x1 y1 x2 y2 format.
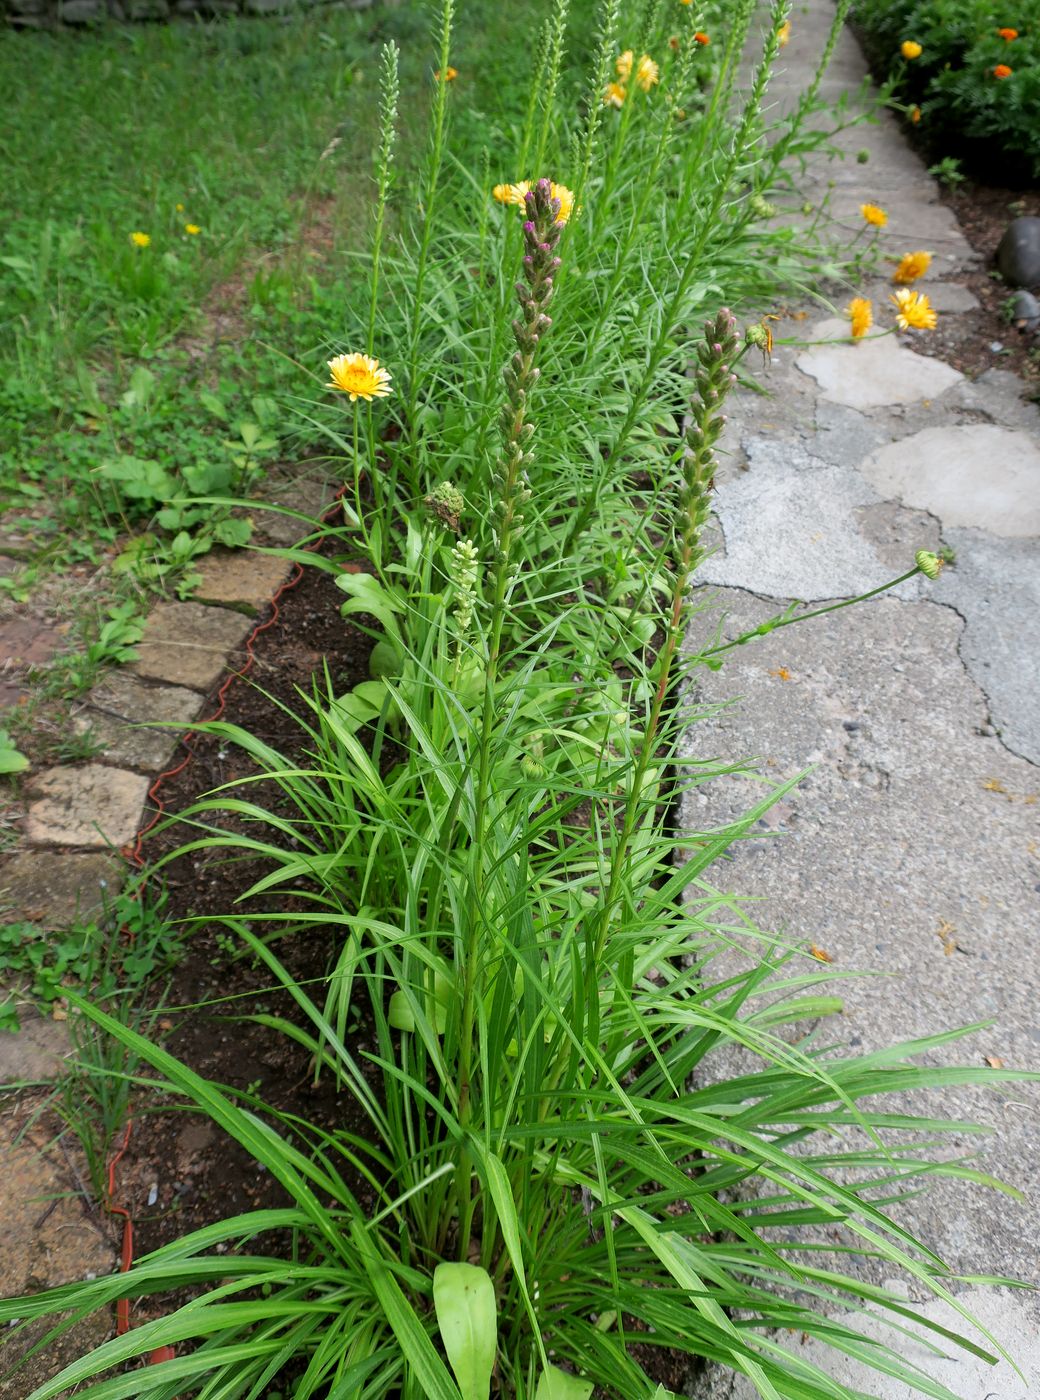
989 341 1004 353
147 1183 158 1207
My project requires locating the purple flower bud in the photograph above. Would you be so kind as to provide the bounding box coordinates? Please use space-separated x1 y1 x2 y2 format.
523 255 534 268
713 343 722 354
523 221 536 235
539 242 551 253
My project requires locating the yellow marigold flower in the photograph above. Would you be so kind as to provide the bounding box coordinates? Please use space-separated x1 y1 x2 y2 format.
901 40 922 59
910 104 922 123
616 49 634 81
184 223 201 236
435 66 458 81
130 231 151 248
997 27 1018 40
694 30 709 43
892 250 932 284
327 352 393 402
550 182 575 225
993 63 1013 78
890 288 937 331
777 20 792 46
860 202 887 227
603 81 627 107
636 54 659 90
846 297 873 339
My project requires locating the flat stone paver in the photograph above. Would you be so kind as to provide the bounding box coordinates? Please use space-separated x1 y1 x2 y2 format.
796 317 963 409
25 765 150 848
131 601 252 692
861 423 1040 537
192 549 293 616
0 849 121 926
75 671 201 772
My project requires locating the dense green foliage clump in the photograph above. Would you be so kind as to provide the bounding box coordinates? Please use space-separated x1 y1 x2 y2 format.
854 0 1039 179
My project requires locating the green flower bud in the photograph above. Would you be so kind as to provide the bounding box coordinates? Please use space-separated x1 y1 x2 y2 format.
856 148 870 164
915 549 942 579
425 480 465 530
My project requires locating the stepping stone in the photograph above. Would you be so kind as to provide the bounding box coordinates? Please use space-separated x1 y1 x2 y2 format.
192 549 293 616
0 849 122 927
74 671 201 772
860 424 1040 537
796 318 962 409
131 601 252 692
25 765 150 848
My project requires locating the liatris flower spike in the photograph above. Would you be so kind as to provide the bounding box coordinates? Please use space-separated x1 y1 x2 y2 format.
683 309 740 563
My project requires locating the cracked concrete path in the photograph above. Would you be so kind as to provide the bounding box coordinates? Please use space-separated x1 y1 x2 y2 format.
683 1 1040 1393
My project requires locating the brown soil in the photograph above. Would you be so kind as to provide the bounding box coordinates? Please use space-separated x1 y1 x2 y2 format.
924 181 1040 392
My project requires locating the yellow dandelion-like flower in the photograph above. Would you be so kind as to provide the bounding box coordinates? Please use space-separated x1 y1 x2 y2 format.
616 49 634 81
636 54 659 91
492 181 531 207
603 81 627 107
846 297 873 339
327 352 393 402
777 20 792 46
892 250 932 284
901 40 922 59
175 203 185 212
130 231 151 248
550 182 576 225
860 202 887 227
891 288 937 331
184 223 201 236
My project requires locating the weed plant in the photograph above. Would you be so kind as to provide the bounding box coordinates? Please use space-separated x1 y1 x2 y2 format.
0 2 1029 1398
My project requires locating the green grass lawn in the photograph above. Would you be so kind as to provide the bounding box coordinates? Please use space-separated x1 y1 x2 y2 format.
0 0 590 580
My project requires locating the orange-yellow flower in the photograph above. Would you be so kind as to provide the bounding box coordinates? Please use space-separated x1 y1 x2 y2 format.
910 104 922 123
997 27 1018 39
860 203 888 227
130 231 151 248
694 30 710 44
550 182 575 225
327 352 393 402
184 223 201 236
777 20 792 46
636 54 659 91
993 63 1013 78
668 34 680 51
892 250 932 284
890 288 937 331
616 49 634 81
435 66 458 81
846 297 873 339
603 81 627 107
901 40 922 59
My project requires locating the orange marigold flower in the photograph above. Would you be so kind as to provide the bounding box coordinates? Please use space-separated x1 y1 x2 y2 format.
668 34 680 51
846 297 873 339
694 30 710 44
435 66 458 81
997 27 1018 39
860 202 887 227
910 104 922 123
901 40 922 59
891 288 937 331
993 63 1013 78
893 250 932 284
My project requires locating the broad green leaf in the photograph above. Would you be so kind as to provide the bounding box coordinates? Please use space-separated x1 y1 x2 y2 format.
433 1263 496 1400
534 1365 593 1400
